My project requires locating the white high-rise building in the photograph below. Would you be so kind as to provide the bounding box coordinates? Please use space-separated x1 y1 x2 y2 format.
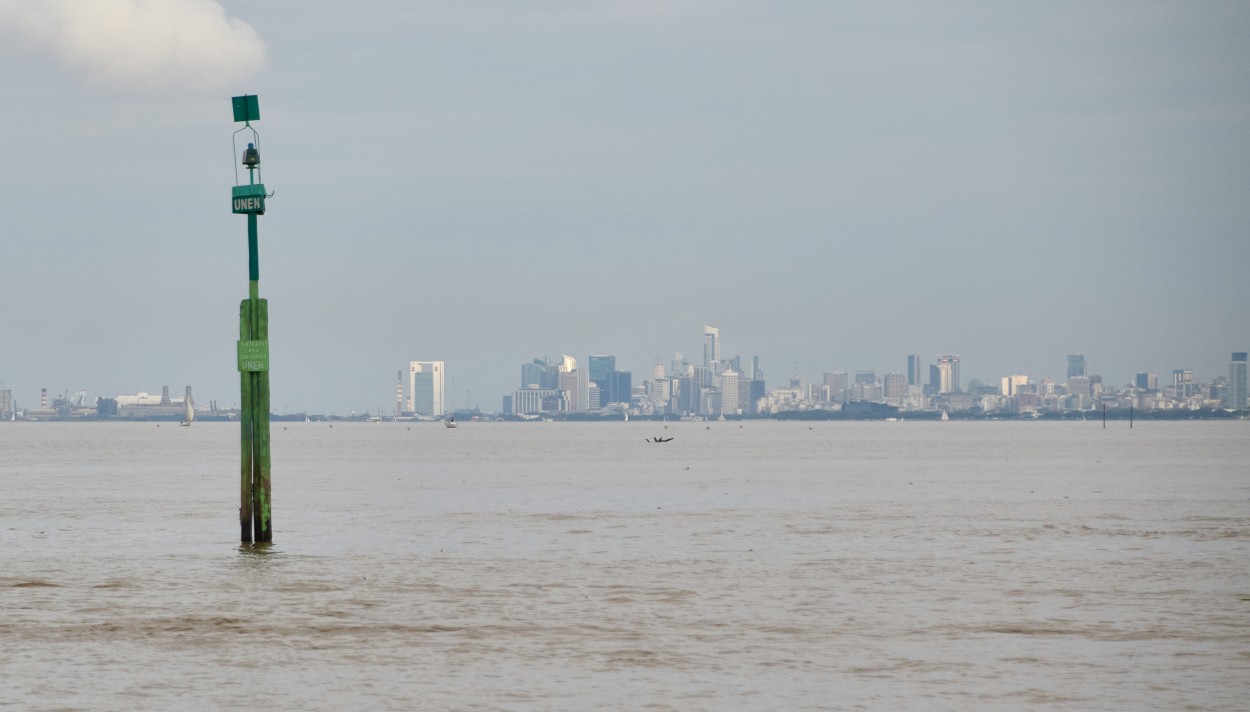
719 370 739 415
703 325 720 371
1001 375 1029 396
409 361 445 416
937 355 960 394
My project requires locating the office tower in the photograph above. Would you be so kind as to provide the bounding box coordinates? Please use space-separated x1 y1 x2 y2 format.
671 352 687 377
883 372 907 399
1067 376 1091 403
1067 354 1086 379
822 372 848 403
937 355 959 394
703 325 720 370
409 361 445 416
1135 372 1158 390
521 358 550 389
1231 352 1248 409
609 370 632 407
693 365 712 389
748 378 765 415
558 355 577 373
720 370 740 415
512 387 563 415
907 354 923 386
649 377 672 404
1001 375 1029 396
677 375 696 414
588 355 615 404
1172 369 1195 398
557 369 580 412
855 370 876 385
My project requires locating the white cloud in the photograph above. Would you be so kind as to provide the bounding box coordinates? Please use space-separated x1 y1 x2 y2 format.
0 0 265 92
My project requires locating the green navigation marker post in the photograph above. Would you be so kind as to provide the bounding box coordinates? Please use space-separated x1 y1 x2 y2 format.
231 94 272 544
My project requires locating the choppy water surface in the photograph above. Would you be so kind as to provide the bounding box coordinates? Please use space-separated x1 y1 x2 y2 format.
2 421 1247 710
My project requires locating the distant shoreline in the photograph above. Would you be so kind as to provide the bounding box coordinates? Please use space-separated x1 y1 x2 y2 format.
6 408 1244 423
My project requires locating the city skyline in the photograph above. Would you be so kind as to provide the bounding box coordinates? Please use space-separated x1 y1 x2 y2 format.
4 336 1245 417
0 3 1246 415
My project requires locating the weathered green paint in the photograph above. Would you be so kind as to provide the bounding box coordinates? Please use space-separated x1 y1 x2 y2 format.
251 298 272 543
239 299 255 542
237 339 269 372
232 184 266 198
239 297 272 543
247 213 259 281
232 95 260 123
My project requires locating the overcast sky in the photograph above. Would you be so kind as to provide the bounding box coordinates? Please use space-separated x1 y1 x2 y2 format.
1 0 1247 414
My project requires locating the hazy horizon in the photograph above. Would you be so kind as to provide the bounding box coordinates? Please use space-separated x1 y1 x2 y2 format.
1 1 1246 413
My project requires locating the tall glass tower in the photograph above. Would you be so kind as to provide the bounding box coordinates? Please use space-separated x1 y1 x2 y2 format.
703 325 720 371
1231 352 1248 409
588 355 615 404
1067 354 1086 379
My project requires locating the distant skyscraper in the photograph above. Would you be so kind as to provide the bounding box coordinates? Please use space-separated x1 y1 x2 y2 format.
1230 352 1248 409
558 369 580 412
703 325 720 371
1135 372 1158 390
883 372 907 399
1172 369 1195 398
609 370 632 407
588 355 615 404
719 370 739 415
409 361 445 416
521 358 550 389
907 354 923 386
1067 354 1086 378
822 372 848 403
1067 376 1092 405
1001 375 1029 396
748 378 765 415
937 355 960 394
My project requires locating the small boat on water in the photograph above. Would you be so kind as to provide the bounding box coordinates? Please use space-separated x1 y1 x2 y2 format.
445 415 457 429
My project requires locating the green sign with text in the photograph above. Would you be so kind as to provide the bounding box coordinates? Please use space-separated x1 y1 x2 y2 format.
232 184 267 215
237 340 269 372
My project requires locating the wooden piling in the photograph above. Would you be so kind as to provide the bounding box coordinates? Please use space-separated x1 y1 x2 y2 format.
253 298 272 542
239 298 254 542
239 295 272 543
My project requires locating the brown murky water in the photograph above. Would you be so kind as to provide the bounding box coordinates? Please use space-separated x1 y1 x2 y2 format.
2 421 1247 710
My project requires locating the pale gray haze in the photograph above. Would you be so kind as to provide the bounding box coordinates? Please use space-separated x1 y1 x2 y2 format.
1 1 1247 414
